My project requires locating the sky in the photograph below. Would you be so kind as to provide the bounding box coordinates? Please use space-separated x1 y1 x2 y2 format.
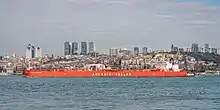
0 0 220 56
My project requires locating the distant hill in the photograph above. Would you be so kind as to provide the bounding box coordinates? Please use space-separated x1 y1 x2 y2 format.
186 52 220 63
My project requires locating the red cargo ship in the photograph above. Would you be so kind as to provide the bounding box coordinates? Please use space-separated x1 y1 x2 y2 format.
24 69 194 77
24 63 194 77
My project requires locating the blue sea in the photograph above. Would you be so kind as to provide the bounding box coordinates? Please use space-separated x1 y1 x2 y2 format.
0 75 220 110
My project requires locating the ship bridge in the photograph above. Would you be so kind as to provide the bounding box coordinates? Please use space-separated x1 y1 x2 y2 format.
85 64 106 71
165 62 180 71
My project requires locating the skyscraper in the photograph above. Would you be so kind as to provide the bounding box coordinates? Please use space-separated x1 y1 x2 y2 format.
171 44 174 52
211 48 217 54
199 47 204 53
205 44 209 53
217 48 220 55
64 41 71 55
26 44 41 59
36 46 42 58
134 47 139 55
118 48 131 55
109 48 118 56
81 41 87 55
26 44 32 59
142 47 148 54
191 43 199 53
88 41 95 53
171 44 178 52
72 42 78 55
186 48 191 52
178 48 184 53
31 46 35 58
173 47 178 52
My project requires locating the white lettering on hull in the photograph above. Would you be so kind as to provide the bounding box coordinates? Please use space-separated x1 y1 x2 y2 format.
92 73 132 77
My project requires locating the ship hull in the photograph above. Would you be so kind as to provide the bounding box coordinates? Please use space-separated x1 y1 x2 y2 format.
24 70 194 77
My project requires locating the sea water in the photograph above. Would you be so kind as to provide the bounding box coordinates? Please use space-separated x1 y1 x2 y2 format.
0 75 220 110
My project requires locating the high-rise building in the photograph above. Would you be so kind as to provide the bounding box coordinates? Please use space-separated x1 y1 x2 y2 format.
88 41 95 53
81 41 87 55
26 44 32 59
211 48 217 54
191 43 199 53
36 46 42 58
26 44 41 59
199 47 204 53
134 47 139 55
205 44 209 53
142 47 148 54
109 48 118 56
149 48 152 53
171 44 178 52
72 42 78 55
171 44 174 52
64 41 71 55
173 47 178 52
178 48 184 53
118 48 131 55
217 48 220 55
31 46 35 58
186 48 191 52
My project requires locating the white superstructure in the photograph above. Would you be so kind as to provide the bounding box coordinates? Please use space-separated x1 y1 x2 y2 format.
165 62 180 71
85 64 106 70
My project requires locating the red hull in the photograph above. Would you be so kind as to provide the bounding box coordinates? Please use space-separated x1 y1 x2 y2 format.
24 69 194 77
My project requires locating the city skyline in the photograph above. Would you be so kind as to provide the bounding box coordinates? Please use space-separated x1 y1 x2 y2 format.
1 41 220 57
0 0 220 55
